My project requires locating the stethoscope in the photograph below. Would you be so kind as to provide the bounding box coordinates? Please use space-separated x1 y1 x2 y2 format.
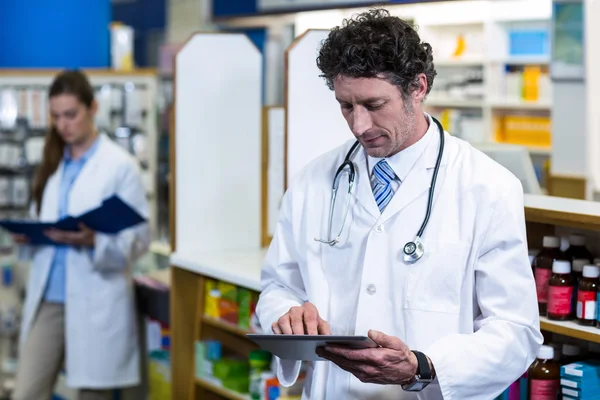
314 116 445 264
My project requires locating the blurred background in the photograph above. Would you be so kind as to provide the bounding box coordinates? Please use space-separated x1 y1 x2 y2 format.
0 0 596 399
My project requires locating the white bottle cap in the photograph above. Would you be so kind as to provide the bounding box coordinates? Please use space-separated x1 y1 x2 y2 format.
538 345 554 360
528 249 539 265
569 234 586 247
595 258 600 266
563 344 580 356
543 236 560 248
583 265 600 278
573 259 588 273
552 260 571 274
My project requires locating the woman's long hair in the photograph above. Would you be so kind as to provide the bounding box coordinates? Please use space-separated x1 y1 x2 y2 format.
31 70 95 215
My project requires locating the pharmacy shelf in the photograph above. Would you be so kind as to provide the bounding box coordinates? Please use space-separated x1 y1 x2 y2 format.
202 315 253 338
425 97 484 108
196 377 251 400
524 194 600 231
488 99 551 111
540 317 600 344
525 145 552 156
170 250 265 292
434 58 485 67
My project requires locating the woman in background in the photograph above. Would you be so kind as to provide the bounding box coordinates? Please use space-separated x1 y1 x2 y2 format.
11 70 150 400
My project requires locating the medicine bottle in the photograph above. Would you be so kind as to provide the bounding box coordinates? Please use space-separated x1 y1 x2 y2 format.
564 234 593 263
571 259 588 317
561 344 581 365
533 236 566 315
576 265 599 326
547 260 574 320
528 345 559 400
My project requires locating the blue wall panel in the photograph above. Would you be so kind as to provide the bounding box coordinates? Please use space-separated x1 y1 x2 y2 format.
0 0 111 68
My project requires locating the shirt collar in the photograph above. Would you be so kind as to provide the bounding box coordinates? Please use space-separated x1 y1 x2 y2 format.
63 135 100 163
367 113 435 182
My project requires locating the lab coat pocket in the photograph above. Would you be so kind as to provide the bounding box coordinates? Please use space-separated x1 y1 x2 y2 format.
404 240 470 313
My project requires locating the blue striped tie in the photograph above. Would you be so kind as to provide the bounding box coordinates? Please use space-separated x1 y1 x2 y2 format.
373 160 396 212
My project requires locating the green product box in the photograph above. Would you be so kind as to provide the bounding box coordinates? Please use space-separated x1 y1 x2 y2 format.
238 288 252 330
212 358 250 381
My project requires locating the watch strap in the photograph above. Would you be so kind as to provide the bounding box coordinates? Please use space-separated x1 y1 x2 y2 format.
411 350 432 380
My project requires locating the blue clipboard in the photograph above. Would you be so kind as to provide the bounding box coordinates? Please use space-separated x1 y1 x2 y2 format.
0 195 146 245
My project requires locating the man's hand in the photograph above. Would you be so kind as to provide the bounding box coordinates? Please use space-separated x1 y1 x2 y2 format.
44 223 95 247
272 302 331 335
316 329 422 385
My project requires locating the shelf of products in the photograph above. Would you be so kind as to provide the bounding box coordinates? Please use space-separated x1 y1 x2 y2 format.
196 378 250 400
539 317 600 344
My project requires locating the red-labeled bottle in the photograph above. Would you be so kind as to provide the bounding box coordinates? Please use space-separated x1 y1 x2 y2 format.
534 236 567 316
528 345 560 400
547 260 574 320
576 265 599 326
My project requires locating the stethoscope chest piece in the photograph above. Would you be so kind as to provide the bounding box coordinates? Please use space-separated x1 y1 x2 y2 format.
403 239 424 264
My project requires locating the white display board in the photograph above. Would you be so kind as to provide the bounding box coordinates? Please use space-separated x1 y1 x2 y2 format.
258 0 387 12
175 33 262 255
285 29 351 187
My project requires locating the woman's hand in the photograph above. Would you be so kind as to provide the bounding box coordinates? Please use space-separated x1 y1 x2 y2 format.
10 234 29 245
44 223 95 247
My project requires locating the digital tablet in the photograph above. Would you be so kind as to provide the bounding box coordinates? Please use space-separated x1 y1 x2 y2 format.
246 334 378 361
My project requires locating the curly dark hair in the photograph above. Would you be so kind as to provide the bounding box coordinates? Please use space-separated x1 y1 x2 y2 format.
316 8 436 98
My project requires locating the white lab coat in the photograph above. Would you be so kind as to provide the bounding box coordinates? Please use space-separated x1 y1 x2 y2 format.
256 125 543 400
19 133 150 388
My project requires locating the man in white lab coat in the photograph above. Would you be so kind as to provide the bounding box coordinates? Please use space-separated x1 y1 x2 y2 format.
256 8 543 400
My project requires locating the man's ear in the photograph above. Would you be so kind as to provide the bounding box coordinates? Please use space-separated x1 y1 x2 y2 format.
412 73 428 103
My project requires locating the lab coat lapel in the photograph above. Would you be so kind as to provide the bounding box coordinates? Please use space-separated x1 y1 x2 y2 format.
381 130 448 221
41 164 63 221
351 148 380 220
69 135 106 214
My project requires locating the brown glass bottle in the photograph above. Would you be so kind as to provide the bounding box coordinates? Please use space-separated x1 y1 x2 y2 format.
564 234 594 263
528 345 560 400
534 236 567 316
577 265 599 326
547 260 574 321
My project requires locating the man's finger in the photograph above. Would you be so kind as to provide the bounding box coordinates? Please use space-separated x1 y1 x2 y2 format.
289 307 305 334
317 317 331 335
303 305 319 335
272 322 282 334
277 315 293 334
368 329 405 351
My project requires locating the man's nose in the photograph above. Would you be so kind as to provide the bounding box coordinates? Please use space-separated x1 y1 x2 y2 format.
351 107 372 137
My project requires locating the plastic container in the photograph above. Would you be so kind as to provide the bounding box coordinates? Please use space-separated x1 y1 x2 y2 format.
547 260 573 320
533 236 567 315
576 265 599 326
528 345 559 400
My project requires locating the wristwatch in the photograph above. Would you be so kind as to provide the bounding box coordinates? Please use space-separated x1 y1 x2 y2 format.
401 351 435 392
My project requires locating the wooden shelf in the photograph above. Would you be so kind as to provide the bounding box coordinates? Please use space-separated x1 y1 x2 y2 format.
196 377 250 400
540 317 600 344
202 315 253 338
524 194 600 231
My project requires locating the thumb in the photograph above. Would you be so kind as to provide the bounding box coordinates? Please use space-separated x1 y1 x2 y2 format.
368 329 405 351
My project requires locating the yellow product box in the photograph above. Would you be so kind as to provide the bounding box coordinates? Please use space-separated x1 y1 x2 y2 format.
217 281 239 324
498 115 551 147
204 278 220 318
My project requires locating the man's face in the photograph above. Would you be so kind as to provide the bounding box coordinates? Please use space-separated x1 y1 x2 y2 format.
334 75 417 158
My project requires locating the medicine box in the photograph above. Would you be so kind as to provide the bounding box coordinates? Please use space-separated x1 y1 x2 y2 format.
561 360 600 383
562 386 600 399
562 393 600 400
562 377 600 392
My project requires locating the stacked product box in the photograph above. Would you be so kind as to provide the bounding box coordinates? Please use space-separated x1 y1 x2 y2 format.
561 360 600 400
204 278 260 332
